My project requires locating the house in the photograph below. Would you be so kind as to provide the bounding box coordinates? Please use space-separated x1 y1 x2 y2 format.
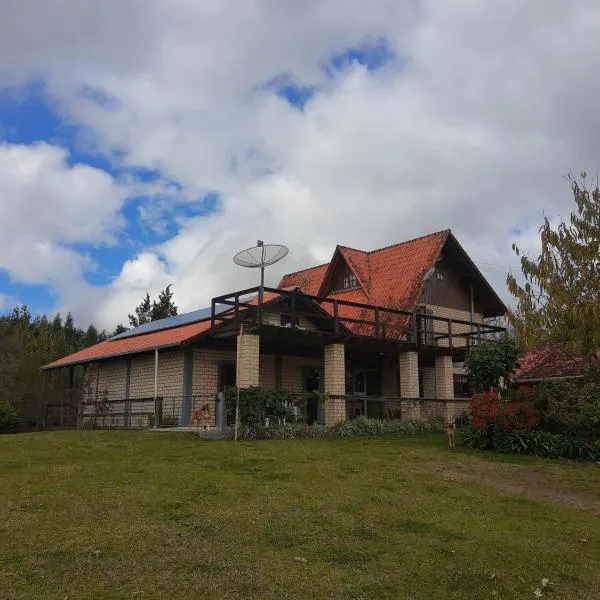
512 344 599 385
42 230 507 429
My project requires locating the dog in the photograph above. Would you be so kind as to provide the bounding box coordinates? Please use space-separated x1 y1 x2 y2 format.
445 416 456 448
190 405 211 429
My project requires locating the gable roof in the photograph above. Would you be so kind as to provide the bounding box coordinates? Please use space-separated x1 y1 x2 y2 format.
512 344 599 382
281 230 449 312
279 230 507 317
316 246 371 298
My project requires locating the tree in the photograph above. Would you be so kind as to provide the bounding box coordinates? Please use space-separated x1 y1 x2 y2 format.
128 292 152 328
84 324 100 347
465 338 521 393
507 173 600 359
150 284 178 321
128 286 178 328
112 323 127 336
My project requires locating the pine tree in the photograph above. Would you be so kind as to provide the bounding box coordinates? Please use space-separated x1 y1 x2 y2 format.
150 284 178 321
84 324 100 347
128 286 178 327
112 323 128 336
128 293 152 328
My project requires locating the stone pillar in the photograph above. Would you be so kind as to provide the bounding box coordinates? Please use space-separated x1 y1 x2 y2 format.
399 351 420 419
236 333 260 388
324 343 346 425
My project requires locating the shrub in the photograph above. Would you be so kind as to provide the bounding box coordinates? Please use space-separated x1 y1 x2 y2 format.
233 416 444 441
223 386 303 428
0 399 20 433
459 426 600 461
470 391 540 432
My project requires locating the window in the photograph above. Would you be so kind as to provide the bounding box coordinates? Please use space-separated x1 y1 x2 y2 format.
436 269 446 281
343 272 357 289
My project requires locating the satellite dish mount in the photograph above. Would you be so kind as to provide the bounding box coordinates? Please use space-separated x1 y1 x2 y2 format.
233 240 289 326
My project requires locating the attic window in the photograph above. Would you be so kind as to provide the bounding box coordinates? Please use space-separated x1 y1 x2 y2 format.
436 269 446 281
342 273 357 289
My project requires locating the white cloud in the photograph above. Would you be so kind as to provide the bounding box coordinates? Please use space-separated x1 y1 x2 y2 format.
0 142 127 287
0 1 599 328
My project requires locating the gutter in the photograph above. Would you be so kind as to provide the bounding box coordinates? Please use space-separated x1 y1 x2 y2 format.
512 374 584 384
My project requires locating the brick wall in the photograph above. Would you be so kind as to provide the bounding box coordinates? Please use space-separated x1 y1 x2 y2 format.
260 354 276 389
86 361 127 401
427 305 482 348
281 355 323 393
129 354 155 398
421 366 436 399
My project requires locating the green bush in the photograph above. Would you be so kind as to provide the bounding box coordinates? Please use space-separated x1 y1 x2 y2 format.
233 416 444 441
223 386 304 428
0 399 20 433
458 425 600 461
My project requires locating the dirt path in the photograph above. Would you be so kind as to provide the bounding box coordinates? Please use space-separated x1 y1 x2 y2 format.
438 460 600 515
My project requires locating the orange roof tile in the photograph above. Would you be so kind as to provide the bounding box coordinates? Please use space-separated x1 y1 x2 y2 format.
43 319 213 369
42 290 286 370
279 263 329 295
279 230 449 313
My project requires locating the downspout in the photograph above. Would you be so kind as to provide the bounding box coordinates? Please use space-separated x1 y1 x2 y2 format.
470 284 475 340
153 348 159 429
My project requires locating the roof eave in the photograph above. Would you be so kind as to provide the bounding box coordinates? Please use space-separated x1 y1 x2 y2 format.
40 340 185 371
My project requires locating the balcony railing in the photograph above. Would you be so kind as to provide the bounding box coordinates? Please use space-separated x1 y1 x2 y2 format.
210 286 504 348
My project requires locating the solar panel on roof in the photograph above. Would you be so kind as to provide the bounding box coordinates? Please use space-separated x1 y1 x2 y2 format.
110 304 228 340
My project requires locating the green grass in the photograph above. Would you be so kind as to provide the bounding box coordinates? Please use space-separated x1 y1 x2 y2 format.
1 432 599 600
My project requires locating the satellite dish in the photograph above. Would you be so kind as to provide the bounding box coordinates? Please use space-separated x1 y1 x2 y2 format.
233 240 289 324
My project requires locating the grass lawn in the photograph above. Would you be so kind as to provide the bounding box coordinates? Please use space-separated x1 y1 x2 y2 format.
1 432 599 600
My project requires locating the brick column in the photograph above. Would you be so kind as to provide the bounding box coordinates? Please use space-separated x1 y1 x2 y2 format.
435 355 454 400
399 351 420 419
324 343 346 425
236 333 260 388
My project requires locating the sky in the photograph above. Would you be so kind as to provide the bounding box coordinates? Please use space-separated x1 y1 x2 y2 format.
1 0 599 330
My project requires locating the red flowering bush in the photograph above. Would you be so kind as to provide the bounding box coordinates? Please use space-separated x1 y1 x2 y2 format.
469 391 540 432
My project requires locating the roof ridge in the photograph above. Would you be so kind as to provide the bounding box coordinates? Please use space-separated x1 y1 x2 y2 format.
366 229 450 255
337 244 368 254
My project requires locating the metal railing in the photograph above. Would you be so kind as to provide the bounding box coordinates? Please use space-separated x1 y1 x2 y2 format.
43 392 472 430
44 395 217 430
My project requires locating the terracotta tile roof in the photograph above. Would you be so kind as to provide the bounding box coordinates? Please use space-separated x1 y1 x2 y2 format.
43 320 213 369
279 230 449 314
512 344 598 382
43 290 285 370
279 263 329 296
